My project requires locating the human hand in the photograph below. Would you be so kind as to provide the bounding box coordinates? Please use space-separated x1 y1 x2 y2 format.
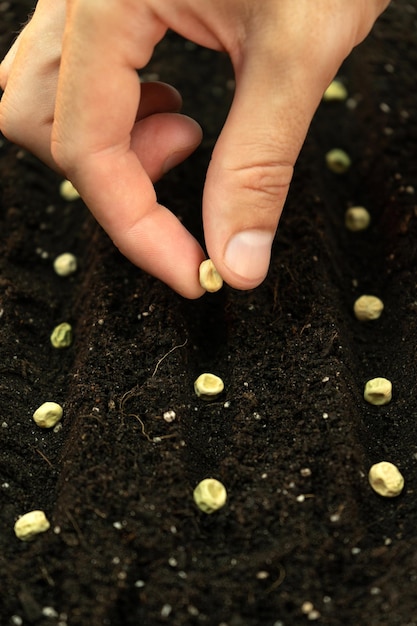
0 0 390 298
0 1 201 177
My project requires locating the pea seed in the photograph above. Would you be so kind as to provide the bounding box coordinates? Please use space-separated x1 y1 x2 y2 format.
53 253 77 277
322 80 348 102
14 510 50 541
32 402 63 428
59 179 80 201
368 461 404 497
364 377 392 405
354 295 384 321
199 259 223 292
325 149 351 174
50 322 72 348
193 478 227 514
194 373 224 400
345 206 371 231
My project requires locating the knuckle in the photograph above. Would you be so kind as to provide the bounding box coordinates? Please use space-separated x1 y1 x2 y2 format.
233 160 294 210
50 136 81 175
0 99 22 145
50 138 67 170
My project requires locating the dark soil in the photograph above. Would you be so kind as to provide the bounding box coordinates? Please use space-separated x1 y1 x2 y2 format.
2 2 417 625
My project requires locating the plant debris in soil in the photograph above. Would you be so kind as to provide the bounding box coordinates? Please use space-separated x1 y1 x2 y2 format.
1 2 417 625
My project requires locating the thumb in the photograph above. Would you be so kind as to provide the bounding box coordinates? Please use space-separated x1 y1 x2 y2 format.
203 30 341 290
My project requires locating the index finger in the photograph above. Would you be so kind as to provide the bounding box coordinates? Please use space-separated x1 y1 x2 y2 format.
52 0 205 298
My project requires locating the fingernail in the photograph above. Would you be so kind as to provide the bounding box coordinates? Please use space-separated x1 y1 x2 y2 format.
224 230 274 282
162 153 181 174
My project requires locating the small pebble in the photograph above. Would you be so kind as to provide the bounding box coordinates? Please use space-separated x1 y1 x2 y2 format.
323 79 348 101
193 478 227 514
325 149 351 174
194 373 224 400
50 322 72 348
60 179 80 201
53 253 77 277
353 295 384 321
364 377 392 406
199 259 223 292
14 510 50 541
32 402 63 428
163 410 176 423
345 206 371 231
368 461 404 497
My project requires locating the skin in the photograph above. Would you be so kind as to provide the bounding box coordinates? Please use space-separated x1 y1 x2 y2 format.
0 0 390 298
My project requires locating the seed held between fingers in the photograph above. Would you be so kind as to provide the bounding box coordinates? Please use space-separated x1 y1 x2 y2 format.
364 377 392 405
354 295 384 321
60 179 80 201
368 461 404 497
33 402 63 428
199 259 223 292
14 510 50 541
193 478 227 514
194 373 224 400
322 79 348 102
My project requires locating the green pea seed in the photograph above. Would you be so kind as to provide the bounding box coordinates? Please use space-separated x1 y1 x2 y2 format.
345 206 371 231
53 253 77 277
50 322 72 348
354 295 384 321
14 510 50 541
60 179 80 201
368 461 404 497
193 478 227 514
199 259 223 292
33 402 63 428
194 373 224 400
322 80 348 102
325 149 351 174
364 377 392 406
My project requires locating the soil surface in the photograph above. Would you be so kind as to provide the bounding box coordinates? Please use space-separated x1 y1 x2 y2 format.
1 2 417 625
